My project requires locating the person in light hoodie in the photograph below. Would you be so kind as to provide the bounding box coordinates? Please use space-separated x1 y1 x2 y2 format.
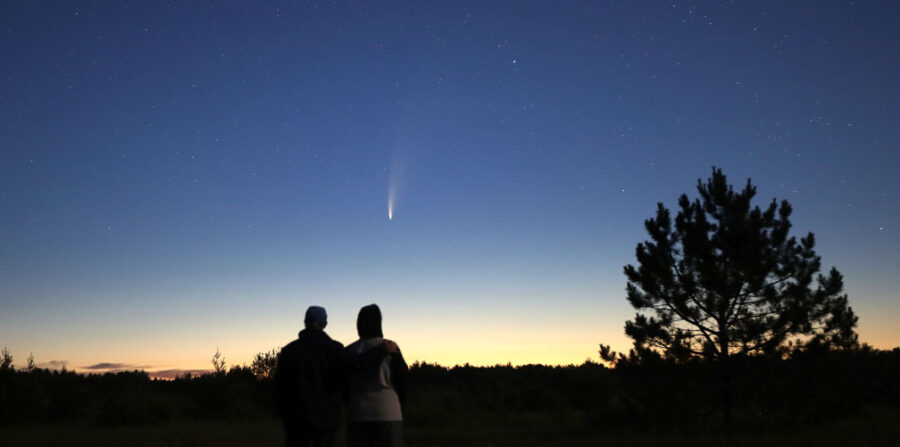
344 304 408 447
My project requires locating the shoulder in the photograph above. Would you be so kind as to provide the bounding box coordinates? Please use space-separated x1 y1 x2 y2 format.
280 338 303 355
345 337 383 354
282 338 301 350
323 332 343 349
345 339 363 352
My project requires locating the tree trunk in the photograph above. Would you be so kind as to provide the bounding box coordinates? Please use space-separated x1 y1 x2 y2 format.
718 338 733 432
719 358 733 431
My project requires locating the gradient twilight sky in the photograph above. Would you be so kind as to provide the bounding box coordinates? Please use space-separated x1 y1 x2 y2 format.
2 1 899 374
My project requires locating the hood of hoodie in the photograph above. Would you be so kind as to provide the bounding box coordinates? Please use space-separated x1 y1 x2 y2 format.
356 304 383 338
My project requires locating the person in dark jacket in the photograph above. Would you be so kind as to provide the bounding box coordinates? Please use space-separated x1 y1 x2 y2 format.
345 304 408 447
273 306 344 447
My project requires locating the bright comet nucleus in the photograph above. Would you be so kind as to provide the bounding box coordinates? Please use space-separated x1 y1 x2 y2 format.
388 190 394 220
387 155 401 221
388 164 398 220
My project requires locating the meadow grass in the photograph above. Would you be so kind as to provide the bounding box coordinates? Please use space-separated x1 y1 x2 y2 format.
2 406 897 447
0 420 284 447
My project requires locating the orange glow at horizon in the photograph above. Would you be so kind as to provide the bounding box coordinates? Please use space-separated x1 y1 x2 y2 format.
9 296 899 375
17 331 900 376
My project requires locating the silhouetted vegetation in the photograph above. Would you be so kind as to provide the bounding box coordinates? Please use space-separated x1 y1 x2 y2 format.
211 348 227 375
1 347 898 440
602 168 860 428
0 347 12 370
0 364 274 427
250 349 279 381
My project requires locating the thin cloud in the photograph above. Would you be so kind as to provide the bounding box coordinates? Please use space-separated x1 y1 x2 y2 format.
82 362 135 370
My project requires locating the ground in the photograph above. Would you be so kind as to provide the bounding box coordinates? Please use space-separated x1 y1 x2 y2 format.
2 406 898 447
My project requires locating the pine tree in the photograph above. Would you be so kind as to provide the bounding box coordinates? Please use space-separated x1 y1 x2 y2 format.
616 168 858 427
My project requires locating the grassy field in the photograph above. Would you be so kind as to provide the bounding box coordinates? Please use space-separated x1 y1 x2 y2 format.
3 406 898 447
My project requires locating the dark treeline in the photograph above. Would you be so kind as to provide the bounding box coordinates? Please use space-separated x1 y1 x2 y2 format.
0 366 272 426
1 347 898 435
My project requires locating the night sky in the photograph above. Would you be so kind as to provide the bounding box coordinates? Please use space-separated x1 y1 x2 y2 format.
2 1 899 375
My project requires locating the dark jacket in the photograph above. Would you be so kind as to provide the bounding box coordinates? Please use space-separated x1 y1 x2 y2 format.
273 328 345 431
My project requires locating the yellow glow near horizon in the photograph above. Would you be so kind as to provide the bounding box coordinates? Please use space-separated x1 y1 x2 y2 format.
9 296 898 374
126 321 900 373
15 330 900 375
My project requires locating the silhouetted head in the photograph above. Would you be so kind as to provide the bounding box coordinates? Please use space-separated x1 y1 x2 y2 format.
305 306 328 330
357 304 383 338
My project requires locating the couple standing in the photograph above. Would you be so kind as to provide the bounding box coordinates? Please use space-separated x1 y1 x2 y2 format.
273 304 407 447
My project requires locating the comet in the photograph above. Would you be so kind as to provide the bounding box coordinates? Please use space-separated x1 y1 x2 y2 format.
387 158 400 220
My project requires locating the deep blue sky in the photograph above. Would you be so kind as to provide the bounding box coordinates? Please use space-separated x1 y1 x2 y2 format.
1 1 898 371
